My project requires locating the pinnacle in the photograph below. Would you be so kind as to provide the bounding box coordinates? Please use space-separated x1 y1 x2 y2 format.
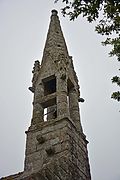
51 9 58 16
41 9 69 64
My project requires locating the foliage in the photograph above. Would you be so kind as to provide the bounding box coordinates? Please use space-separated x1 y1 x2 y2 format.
55 0 120 101
111 91 120 101
112 76 120 86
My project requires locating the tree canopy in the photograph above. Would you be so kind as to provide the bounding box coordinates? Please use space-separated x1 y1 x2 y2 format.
55 0 120 101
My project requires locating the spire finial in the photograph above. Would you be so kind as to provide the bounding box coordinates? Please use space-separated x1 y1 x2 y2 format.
51 9 58 16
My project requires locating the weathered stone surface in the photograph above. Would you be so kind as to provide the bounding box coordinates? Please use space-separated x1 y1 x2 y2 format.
1 10 91 180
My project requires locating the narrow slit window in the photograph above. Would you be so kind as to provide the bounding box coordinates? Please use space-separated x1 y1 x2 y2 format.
67 78 74 115
44 108 47 122
67 95 69 107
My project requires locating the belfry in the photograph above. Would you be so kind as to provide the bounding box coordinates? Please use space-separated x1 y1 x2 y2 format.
2 10 91 180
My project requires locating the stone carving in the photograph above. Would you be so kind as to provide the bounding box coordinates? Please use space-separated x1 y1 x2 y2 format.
45 146 55 156
36 135 45 144
31 60 40 90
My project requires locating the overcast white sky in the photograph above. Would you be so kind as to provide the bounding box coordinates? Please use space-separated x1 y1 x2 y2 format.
0 1 120 180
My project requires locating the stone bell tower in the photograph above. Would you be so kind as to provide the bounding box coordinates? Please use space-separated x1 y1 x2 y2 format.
2 10 91 180
23 9 91 180
24 9 91 179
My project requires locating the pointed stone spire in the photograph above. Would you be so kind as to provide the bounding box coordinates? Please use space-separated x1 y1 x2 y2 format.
41 10 69 65
29 10 83 132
